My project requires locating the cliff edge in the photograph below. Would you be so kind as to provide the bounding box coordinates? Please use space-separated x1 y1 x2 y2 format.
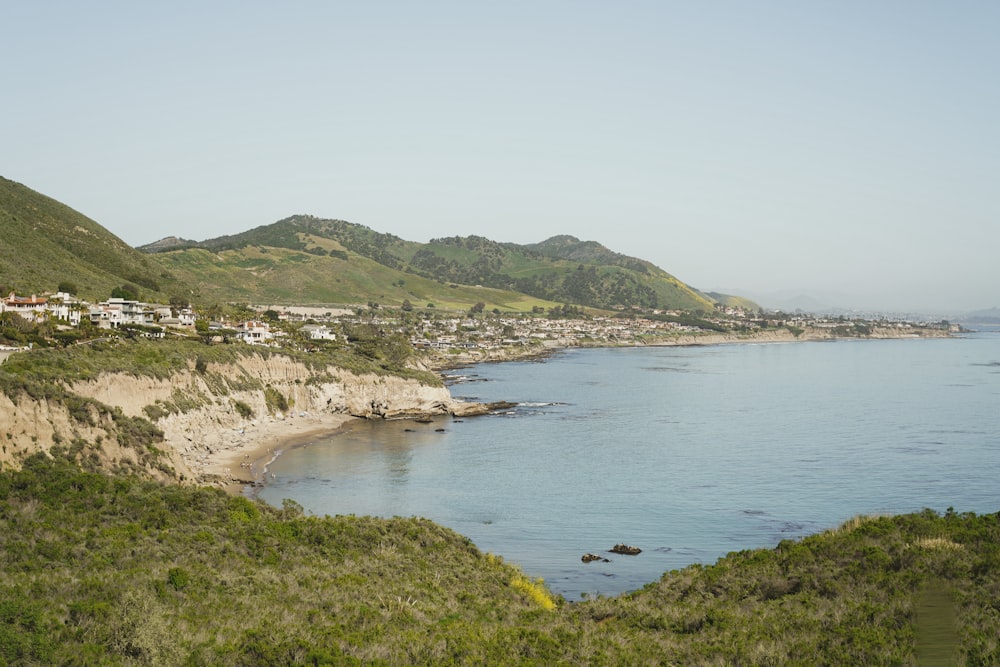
0 350 491 487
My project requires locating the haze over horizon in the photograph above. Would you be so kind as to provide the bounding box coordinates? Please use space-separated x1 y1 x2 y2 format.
5 2 998 315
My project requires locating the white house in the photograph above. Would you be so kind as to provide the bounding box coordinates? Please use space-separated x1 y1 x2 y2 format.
2 292 48 323
237 321 274 345
90 298 155 329
158 308 197 330
301 324 337 341
46 292 87 326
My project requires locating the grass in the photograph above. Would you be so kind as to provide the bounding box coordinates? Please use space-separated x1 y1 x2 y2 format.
1 456 999 665
0 176 179 301
156 244 558 313
0 337 444 396
2 177 732 313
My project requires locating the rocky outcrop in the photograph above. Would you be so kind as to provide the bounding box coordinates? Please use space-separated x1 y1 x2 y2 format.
582 553 610 563
610 544 642 555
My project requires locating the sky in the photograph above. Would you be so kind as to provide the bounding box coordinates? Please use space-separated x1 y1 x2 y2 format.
4 1 999 314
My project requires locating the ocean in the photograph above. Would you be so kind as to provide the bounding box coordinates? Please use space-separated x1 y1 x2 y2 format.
257 332 1000 600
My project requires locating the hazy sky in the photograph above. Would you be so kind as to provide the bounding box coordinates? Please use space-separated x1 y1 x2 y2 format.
5 2 998 313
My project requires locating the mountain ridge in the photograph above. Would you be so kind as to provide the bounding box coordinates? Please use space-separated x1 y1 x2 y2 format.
143 214 730 312
1 175 749 312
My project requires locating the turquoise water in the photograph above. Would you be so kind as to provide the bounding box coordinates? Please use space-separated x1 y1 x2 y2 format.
257 333 1000 600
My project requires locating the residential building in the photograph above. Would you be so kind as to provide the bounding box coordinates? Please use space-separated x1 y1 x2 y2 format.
237 321 274 345
2 292 48 323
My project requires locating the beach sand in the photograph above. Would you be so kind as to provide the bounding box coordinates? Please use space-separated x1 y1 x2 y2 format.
192 411 359 494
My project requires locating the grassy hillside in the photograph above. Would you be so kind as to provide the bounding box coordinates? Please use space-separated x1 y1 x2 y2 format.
1 176 750 312
409 234 716 311
146 215 729 312
704 291 762 311
2 457 998 665
0 176 181 301
153 243 556 312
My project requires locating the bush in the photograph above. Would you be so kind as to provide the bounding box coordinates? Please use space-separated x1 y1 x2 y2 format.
263 386 289 414
232 399 253 419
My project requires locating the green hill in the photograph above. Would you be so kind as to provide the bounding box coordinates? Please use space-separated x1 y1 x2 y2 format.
0 176 182 301
1 175 751 313
147 215 731 312
2 457 996 664
145 216 557 312
154 243 554 312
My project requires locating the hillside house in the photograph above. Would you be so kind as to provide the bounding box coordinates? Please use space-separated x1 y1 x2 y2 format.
46 292 86 326
2 292 48 323
89 298 155 329
301 324 337 341
157 308 197 330
237 321 274 345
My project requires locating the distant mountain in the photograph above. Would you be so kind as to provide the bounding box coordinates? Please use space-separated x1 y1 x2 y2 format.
142 217 550 311
1 176 751 312
0 176 182 301
137 236 199 253
960 307 1000 324
147 216 727 312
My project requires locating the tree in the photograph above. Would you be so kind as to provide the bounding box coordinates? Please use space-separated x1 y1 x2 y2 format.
111 284 139 300
57 281 78 295
169 295 188 315
470 302 485 314
401 299 413 312
53 330 83 348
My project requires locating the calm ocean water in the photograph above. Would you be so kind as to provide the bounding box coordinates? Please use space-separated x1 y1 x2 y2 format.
258 333 1000 600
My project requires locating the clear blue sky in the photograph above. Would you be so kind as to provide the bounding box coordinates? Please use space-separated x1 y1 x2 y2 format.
5 1 998 313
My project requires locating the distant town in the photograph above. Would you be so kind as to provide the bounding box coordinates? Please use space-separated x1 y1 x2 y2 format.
1 286 960 364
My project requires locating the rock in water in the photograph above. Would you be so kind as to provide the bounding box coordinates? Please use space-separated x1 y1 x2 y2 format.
610 543 641 555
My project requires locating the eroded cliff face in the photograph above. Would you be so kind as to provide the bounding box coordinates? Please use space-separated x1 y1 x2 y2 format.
0 353 481 484
0 390 186 483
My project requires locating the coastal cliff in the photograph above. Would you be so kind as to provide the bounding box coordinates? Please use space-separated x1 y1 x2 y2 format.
0 349 490 487
0 325 950 485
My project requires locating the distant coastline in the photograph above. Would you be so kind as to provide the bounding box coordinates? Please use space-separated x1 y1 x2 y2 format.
418 323 956 371
246 323 957 497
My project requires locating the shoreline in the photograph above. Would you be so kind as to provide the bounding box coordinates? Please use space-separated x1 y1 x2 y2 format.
421 325 955 370
206 412 358 495
233 327 957 497
238 416 362 496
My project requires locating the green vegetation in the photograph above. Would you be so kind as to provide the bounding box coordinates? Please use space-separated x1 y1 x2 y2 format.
0 337 441 396
3 177 754 314
151 244 556 313
402 233 715 311
1 457 998 665
0 176 181 301
232 399 254 419
144 214 728 312
263 385 290 414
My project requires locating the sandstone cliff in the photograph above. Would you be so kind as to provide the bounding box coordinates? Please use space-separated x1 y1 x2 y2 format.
0 352 488 485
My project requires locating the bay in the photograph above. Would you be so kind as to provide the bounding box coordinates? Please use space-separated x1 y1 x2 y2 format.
257 333 1000 600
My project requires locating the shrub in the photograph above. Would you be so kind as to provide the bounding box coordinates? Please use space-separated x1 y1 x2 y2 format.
232 400 253 419
263 386 289 414
166 567 190 591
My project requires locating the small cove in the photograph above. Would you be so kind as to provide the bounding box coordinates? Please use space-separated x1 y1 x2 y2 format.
258 333 1000 600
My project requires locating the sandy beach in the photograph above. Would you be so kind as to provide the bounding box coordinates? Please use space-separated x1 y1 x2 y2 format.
191 411 359 494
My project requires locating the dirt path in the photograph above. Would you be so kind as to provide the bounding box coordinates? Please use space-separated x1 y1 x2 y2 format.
914 579 960 666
